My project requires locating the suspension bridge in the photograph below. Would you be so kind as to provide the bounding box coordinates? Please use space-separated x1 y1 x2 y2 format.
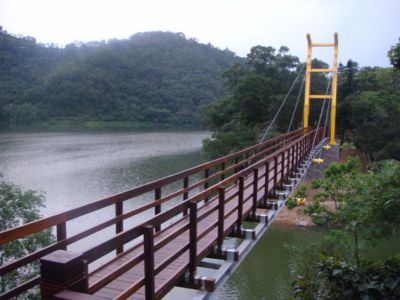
0 33 339 300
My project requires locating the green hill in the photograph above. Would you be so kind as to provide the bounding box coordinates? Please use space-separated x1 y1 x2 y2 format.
0 29 242 128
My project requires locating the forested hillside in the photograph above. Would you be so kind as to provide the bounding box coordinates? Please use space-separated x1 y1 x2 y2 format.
0 29 241 128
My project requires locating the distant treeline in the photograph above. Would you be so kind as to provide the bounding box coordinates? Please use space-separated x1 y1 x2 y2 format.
0 29 241 128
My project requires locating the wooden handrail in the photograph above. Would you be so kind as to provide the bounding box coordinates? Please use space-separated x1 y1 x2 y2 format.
0 129 303 245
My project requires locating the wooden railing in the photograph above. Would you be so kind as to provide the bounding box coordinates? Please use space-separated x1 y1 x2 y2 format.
80 128 322 299
0 128 319 299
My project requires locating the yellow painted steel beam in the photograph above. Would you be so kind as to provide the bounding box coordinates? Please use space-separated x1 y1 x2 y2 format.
330 32 339 145
306 34 312 47
310 68 334 73
311 42 335 47
303 34 312 129
309 95 333 99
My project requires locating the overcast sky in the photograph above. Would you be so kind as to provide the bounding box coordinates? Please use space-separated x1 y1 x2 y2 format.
1 0 399 67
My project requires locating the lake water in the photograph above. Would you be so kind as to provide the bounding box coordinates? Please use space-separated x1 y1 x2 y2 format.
0 130 210 255
0 131 209 216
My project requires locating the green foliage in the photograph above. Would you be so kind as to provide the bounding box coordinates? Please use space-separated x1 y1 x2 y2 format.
293 255 400 300
307 157 400 239
0 29 241 128
388 38 400 70
341 142 356 151
337 53 400 160
291 159 400 299
0 179 54 298
286 198 298 210
286 185 307 210
295 185 307 198
202 119 257 158
310 156 361 211
288 230 356 299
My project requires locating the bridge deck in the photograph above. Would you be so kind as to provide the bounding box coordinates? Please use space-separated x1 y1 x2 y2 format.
91 164 276 299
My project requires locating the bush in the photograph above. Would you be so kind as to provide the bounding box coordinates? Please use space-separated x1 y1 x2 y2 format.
0 179 54 298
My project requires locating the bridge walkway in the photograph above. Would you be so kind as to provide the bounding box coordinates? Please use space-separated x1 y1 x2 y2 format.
91 164 269 299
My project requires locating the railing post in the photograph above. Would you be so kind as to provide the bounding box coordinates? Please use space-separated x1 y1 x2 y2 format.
154 188 161 232
280 152 285 187
285 149 289 181
291 145 295 173
304 137 307 160
189 201 197 285
56 223 67 250
264 161 270 206
237 176 244 234
40 250 88 300
183 177 189 216
204 168 210 202
245 152 250 167
143 225 155 300
252 168 258 219
217 187 225 253
220 162 226 181
115 201 124 254
273 156 278 192
234 157 239 173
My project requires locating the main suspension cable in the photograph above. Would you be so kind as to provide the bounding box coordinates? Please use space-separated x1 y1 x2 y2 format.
260 63 306 142
322 91 332 141
287 74 305 133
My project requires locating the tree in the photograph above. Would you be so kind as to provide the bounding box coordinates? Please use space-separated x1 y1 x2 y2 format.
203 45 312 158
388 38 400 70
292 254 400 300
335 64 400 161
0 179 54 299
0 30 242 128
291 158 400 299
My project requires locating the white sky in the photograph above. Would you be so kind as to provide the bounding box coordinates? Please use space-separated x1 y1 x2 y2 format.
0 0 399 67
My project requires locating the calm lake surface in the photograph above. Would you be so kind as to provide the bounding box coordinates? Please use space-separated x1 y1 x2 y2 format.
0 130 210 253
0 131 209 216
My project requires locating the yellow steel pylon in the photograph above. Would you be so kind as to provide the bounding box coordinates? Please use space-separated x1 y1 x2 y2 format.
303 33 339 145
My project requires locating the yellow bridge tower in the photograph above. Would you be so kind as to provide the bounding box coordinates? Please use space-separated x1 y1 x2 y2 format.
303 33 339 145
